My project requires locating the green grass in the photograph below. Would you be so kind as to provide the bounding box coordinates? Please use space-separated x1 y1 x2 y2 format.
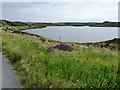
2 30 118 88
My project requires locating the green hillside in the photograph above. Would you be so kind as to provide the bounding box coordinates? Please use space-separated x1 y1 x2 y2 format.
1 19 119 88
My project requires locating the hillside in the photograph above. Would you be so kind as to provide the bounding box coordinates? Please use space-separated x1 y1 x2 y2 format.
1 19 119 88
2 30 118 88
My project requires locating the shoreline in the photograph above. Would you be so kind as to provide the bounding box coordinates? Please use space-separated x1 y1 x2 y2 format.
5 26 119 44
6 28 120 50
1 21 119 51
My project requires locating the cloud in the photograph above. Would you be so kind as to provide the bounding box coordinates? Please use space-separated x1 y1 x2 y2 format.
2 2 118 22
1 0 120 2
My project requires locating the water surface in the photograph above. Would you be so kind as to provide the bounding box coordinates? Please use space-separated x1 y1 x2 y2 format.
23 26 118 43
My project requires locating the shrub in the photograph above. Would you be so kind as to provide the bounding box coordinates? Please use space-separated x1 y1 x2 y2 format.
47 43 73 52
40 38 46 42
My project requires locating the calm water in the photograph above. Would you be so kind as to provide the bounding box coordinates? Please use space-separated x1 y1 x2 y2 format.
23 26 118 43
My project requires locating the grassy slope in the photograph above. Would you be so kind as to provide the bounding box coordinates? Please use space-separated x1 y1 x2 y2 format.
0 29 2 51
2 29 118 88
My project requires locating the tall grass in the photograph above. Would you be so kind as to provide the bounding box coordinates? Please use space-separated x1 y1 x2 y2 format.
2 30 118 88
0 30 2 51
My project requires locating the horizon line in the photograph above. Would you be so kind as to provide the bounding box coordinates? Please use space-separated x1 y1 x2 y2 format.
1 19 119 23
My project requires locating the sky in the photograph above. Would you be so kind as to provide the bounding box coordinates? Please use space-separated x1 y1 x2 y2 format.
1 1 119 22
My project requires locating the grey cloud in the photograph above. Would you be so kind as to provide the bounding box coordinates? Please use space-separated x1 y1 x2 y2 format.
1 2 118 22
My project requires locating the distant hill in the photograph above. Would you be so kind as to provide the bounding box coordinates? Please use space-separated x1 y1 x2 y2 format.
0 19 29 26
91 21 119 27
59 21 119 27
0 19 119 27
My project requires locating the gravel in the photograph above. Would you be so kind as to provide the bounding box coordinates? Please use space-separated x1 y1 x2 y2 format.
1 52 22 89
